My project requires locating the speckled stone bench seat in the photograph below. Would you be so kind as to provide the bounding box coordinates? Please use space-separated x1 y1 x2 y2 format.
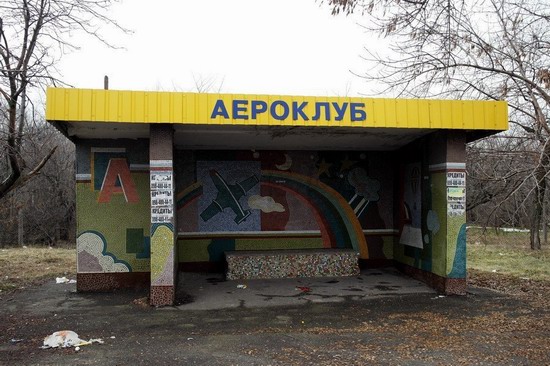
225 249 360 280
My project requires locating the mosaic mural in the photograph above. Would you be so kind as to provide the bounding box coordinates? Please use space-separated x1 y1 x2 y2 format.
150 223 175 285
197 160 261 231
77 231 131 272
175 150 394 263
74 140 465 283
76 140 151 273
394 156 466 280
399 162 423 249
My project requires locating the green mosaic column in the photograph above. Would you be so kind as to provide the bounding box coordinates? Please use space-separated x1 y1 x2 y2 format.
428 132 467 295
149 125 177 306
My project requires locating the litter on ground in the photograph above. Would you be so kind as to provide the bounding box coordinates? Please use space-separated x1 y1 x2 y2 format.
55 277 76 284
41 330 104 349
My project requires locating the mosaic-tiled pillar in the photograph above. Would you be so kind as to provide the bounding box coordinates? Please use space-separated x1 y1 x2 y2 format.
149 125 177 306
428 132 467 295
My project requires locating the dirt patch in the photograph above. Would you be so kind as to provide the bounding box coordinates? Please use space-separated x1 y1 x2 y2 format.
468 269 550 309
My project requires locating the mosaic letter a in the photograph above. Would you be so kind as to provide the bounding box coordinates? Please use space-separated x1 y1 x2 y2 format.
98 158 139 203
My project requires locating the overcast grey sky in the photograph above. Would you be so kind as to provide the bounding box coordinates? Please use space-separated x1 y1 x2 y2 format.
56 0 379 97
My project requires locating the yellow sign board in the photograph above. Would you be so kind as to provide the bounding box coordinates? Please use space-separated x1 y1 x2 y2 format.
46 88 508 131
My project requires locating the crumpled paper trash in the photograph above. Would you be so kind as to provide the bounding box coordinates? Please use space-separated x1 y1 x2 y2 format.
41 330 104 349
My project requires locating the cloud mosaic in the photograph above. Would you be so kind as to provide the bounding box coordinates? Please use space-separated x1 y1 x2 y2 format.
77 231 130 273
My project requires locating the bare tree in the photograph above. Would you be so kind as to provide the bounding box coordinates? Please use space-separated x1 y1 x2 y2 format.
467 136 537 230
192 73 225 93
0 0 127 200
0 118 75 247
327 0 550 249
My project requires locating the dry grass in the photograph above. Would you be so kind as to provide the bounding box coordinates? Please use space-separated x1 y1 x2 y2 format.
0 247 75 294
467 227 550 281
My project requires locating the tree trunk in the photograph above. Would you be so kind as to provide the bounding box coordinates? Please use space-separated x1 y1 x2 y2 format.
0 101 22 200
530 142 550 250
530 195 542 250
544 196 548 245
54 223 60 245
18 209 24 247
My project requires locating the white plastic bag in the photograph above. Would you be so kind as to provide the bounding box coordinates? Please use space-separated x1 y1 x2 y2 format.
41 330 104 349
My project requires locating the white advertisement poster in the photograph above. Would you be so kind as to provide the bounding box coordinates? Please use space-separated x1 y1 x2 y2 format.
150 170 173 223
447 171 466 216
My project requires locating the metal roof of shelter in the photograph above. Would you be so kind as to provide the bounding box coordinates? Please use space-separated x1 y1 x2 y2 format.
46 88 508 151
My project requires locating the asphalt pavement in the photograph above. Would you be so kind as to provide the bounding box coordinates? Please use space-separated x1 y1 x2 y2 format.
1 268 544 365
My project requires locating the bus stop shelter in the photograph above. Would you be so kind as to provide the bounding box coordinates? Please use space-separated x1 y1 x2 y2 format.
46 88 507 306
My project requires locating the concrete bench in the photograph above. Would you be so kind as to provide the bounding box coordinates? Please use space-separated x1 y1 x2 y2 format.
225 249 359 280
